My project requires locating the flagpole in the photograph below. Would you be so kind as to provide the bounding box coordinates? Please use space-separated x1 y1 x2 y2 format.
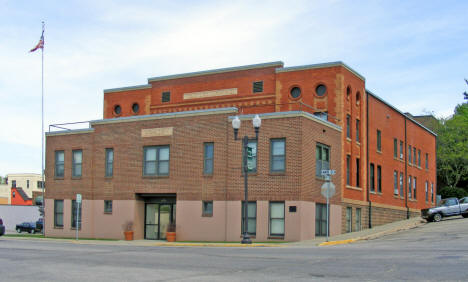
41 21 45 236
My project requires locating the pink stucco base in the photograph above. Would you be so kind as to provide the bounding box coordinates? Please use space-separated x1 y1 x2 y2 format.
45 199 342 241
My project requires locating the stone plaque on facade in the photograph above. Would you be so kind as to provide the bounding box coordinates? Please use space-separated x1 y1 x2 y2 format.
141 127 173 137
183 88 237 100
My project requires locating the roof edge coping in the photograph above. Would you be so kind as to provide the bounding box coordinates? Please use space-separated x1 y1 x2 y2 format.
276 61 365 81
103 84 152 94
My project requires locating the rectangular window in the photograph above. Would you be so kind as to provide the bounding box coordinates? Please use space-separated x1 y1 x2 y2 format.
143 145 170 176
356 158 360 187
37 181 43 188
413 177 417 199
346 115 351 139
370 163 375 192
162 91 170 103
246 140 257 173
27 180 29 188
425 181 428 202
400 141 404 159
346 155 351 185
400 172 404 196
377 130 381 152
408 145 412 164
104 200 113 213
355 208 362 232
408 176 412 198
315 203 328 236
202 201 213 217
252 81 263 93
54 200 64 227
425 153 429 169
269 202 285 237
313 111 328 121
393 139 398 158
270 138 285 172
316 143 330 177
418 149 421 167
413 147 417 166
241 202 256 235
203 142 214 175
55 150 65 177
431 183 434 203
105 148 114 177
72 150 82 177
356 119 360 142
377 165 382 193
394 171 398 195
71 200 82 229
346 207 352 233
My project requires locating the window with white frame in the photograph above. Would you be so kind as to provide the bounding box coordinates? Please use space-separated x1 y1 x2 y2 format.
269 202 285 236
143 145 170 176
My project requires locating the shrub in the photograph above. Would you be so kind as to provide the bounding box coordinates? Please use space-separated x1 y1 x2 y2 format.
438 187 468 199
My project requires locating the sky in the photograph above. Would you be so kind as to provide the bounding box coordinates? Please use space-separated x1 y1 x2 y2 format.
0 0 467 176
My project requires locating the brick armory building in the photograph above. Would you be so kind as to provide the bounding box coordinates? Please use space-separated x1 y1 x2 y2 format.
45 61 436 241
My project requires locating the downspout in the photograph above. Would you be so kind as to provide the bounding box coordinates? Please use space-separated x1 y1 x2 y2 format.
405 118 409 219
366 91 371 229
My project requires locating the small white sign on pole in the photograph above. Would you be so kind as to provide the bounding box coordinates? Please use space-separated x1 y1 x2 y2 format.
76 194 82 203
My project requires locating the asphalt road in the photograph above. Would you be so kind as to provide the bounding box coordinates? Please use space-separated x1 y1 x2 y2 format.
1 217 467 281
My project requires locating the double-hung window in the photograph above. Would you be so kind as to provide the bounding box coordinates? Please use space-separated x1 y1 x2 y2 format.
413 148 417 166
203 143 214 175
346 115 351 139
394 171 398 195
425 153 429 169
71 199 82 229
431 183 434 203
418 150 421 167
356 119 360 142
399 172 404 196
413 177 417 199
346 155 351 185
72 150 82 177
270 139 285 172
425 181 428 202
356 158 360 187
377 165 382 193
55 150 65 177
242 202 256 235
346 207 352 233
400 141 404 159
316 143 330 177
408 176 412 198
269 202 285 237
105 148 114 177
104 200 113 213
143 145 170 176
370 163 375 192
54 200 63 227
393 139 398 158
377 130 381 152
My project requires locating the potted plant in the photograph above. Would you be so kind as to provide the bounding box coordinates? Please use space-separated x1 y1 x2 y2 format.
122 221 134 241
166 222 176 242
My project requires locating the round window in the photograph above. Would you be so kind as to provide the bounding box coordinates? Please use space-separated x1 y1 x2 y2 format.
114 105 122 115
132 103 139 114
316 84 327 97
290 87 301 99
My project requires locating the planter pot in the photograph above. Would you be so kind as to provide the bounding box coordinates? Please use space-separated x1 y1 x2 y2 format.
166 232 176 242
124 231 134 241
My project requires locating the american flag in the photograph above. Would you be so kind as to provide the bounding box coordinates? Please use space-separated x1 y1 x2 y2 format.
30 30 44 52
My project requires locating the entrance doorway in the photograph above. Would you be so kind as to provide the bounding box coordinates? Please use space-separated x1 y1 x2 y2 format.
144 199 176 240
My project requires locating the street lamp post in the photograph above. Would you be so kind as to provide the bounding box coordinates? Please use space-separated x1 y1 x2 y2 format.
232 114 261 244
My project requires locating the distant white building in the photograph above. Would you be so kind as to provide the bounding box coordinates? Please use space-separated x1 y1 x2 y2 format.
0 173 44 205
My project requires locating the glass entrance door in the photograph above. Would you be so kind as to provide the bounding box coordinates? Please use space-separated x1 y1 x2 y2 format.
145 203 175 240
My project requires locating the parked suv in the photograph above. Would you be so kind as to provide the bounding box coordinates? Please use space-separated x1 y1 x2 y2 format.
16 222 42 234
0 218 5 236
421 197 468 222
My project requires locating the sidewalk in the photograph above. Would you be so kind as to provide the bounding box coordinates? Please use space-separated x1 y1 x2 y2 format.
2 217 425 248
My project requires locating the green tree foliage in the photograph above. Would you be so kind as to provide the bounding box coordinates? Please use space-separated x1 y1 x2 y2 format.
437 103 468 189
438 187 467 199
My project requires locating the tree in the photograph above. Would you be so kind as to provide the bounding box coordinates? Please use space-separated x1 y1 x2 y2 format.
437 103 468 189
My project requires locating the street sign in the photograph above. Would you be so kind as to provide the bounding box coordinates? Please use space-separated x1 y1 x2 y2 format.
321 182 336 198
321 170 336 176
76 194 82 203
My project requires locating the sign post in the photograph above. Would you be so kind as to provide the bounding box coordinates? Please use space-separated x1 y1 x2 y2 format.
76 194 81 241
321 170 336 242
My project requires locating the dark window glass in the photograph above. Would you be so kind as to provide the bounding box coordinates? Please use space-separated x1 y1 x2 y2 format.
269 202 285 236
27 180 29 188
355 208 361 231
377 130 381 152
356 119 360 142
316 143 330 177
408 176 412 198
413 177 417 199
356 92 361 105
55 151 64 177
104 200 113 213
72 150 82 177
418 150 421 167
71 200 82 229
400 140 404 159
425 182 428 202
346 155 350 185
315 84 327 96
394 171 398 195
377 165 382 193
253 81 263 93
400 172 404 196
394 139 398 158
202 201 213 216
270 139 285 172
114 105 121 115
370 164 375 192
356 158 360 187
346 86 351 100
315 203 328 236
162 91 171 103
346 115 351 138
54 200 63 227
426 153 429 169
132 103 139 114
290 87 301 98
203 143 214 175
346 207 352 233
143 146 170 176
12 180 16 188
105 148 114 177
408 145 412 163
242 202 256 235
413 148 417 165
